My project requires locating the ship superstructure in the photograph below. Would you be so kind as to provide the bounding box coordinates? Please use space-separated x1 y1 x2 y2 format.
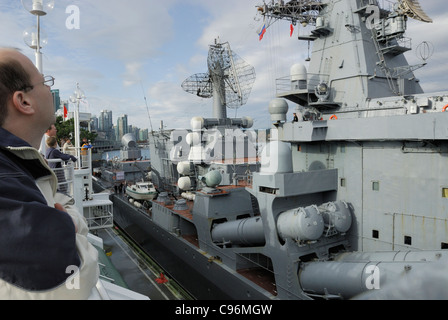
112 0 448 300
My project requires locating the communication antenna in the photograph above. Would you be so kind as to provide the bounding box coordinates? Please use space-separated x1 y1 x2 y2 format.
181 40 256 119
416 41 434 62
391 40 434 79
397 0 433 23
305 40 311 62
140 81 154 133
255 0 325 30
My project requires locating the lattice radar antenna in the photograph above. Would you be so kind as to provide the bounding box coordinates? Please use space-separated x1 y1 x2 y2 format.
256 0 325 29
181 41 256 110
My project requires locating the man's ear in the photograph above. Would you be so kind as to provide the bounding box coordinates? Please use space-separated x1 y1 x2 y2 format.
11 91 35 115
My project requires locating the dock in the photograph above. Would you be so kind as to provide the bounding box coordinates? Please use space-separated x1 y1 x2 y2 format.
95 227 190 300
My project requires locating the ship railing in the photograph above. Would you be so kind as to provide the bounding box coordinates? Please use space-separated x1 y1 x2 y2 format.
58 146 92 170
46 158 75 196
82 193 114 231
360 0 394 11
276 73 329 97
48 148 113 231
79 147 92 170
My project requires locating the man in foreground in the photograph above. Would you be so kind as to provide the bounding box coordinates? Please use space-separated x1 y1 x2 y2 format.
0 48 99 299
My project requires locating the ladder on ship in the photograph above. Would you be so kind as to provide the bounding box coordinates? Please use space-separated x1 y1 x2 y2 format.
370 28 400 95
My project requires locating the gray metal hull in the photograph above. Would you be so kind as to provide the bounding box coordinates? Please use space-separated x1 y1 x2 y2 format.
111 195 275 300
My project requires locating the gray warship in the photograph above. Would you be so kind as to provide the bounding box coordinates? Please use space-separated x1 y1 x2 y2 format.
111 0 448 299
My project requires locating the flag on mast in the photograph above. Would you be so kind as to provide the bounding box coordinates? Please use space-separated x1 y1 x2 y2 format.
257 17 267 41
258 24 266 41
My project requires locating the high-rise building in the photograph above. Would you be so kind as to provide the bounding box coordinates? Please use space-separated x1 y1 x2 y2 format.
99 110 113 131
99 110 115 140
51 89 60 113
90 115 98 132
139 128 149 141
117 114 128 140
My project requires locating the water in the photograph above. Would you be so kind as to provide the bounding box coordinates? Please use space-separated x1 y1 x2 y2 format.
102 148 150 161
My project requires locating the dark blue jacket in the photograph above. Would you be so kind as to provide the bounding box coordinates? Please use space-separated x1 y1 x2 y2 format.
0 127 80 291
45 147 77 167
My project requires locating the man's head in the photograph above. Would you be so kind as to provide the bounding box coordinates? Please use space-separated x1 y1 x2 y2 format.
46 124 57 137
0 48 55 148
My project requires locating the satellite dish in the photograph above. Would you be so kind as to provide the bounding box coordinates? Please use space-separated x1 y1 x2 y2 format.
182 73 213 98
182 40 256 117
398 0 433 23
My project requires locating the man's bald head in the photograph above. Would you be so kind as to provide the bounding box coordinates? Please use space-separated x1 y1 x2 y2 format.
0 48 55 149
0 48 33 127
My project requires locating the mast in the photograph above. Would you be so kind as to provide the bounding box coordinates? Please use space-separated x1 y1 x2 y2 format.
256 0 433 117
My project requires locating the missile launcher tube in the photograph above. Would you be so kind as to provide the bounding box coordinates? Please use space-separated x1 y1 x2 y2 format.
211 201 353 246
299 250 447 299
211 216 265 246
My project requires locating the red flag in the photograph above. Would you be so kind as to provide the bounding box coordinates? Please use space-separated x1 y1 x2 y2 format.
290 24 294 37
64 105 68 119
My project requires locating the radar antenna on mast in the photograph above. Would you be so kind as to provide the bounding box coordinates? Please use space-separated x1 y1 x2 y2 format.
256 0 325 31
397 0 433 23
182 40 256 118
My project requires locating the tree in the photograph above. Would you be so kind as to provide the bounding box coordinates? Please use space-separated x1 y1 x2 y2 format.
55 116 97 145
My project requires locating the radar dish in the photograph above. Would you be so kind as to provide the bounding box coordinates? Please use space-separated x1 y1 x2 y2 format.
182 41 256 110
181 73 213 98
398 0 433 23
207 43 256 109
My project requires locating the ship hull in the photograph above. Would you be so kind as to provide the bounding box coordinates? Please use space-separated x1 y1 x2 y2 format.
111 194 274 300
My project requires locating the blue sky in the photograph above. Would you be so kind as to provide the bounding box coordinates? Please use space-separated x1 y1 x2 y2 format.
1 0 447 131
